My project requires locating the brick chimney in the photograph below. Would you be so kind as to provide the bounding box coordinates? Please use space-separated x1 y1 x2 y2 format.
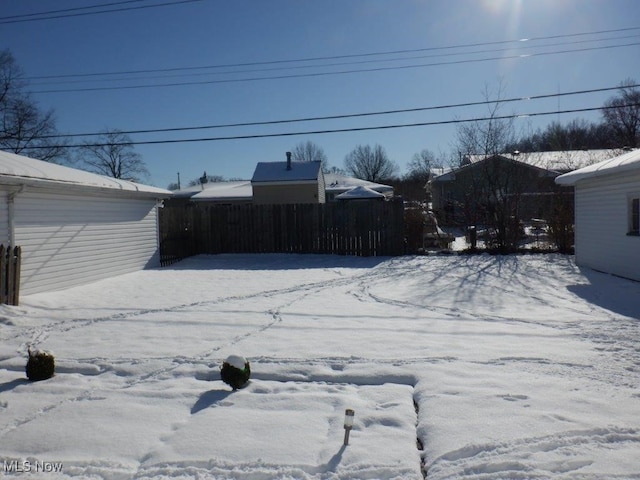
286 151 292 170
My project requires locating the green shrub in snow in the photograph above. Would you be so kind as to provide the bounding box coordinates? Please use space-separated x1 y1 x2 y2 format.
26 347 55 381
220 355 250 390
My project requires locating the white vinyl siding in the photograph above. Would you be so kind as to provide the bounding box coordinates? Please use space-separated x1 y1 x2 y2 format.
15 190 160 295
317 172 326 204
574 170 640 281
0 188 9 245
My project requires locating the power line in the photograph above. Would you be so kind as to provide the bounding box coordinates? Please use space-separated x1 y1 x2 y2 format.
0 0 204 25
25 26 640 81
28 34 640 88
0 0 148 21
36 84 640 139
26 103 640 149
30 41 640 94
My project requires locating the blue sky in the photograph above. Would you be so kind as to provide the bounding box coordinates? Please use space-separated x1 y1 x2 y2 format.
1 0 639 188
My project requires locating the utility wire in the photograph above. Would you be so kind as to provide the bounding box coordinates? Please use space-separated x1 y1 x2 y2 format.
28 34 640 87
0 0 204 25
0 0 148 21
25 103 640 149
25 26 640 81
30 41 640 94
35 84 640 139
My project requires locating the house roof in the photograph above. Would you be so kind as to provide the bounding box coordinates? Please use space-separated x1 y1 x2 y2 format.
555 148 640 185
251 161 322 183
335 185 386 200
171 174 394 202
498 149 622 172
190 181 253 202
324 173 394 195
0 150 171 196
431 149 622 183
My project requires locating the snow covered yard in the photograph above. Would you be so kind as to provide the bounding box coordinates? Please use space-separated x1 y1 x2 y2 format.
0 253 638 479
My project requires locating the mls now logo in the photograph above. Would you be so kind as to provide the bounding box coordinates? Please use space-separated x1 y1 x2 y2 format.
3 459 64 473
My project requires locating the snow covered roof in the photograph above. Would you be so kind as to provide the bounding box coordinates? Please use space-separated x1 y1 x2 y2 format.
555 148 640 185
172 174 394 203
324 173 394 195
0 150 170 196
251 161 322 183
431 149 623 183
335 185 386 200
499 149 622 172
190 181 252 202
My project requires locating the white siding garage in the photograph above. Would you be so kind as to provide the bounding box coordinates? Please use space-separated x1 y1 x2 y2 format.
556 148 640 282
0 150 171 295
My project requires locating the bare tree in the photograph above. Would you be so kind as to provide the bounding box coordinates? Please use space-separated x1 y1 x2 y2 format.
601 78 640 148
405 148 438 183
452 82 530 251
291 140 328 163
344 144 397 182
0 49 67 162
78 130 149 182
456 82 518 160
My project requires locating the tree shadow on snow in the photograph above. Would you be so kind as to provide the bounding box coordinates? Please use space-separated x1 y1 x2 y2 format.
191 389 234 415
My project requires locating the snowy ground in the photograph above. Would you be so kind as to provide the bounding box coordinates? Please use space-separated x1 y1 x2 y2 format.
0 253 639 479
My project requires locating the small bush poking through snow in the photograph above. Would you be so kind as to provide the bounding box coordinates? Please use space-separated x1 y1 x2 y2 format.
220 355 250 390
26 347 55 381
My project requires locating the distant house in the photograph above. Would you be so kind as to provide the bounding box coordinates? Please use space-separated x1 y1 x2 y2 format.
335 185 386 201
251 152 325 205
324 174 394 202
556 148 640 282
168 172 393 206
429 150 621 225
0 150 171 295
171 180 253 206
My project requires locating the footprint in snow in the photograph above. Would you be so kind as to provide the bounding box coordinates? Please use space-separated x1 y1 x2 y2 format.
498 394 529 402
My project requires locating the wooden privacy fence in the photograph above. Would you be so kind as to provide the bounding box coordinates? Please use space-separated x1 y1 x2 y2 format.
159 200 405 265
0 245 21 305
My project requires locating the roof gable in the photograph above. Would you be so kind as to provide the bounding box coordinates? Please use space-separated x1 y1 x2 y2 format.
251 161 322 183
432 149 623 183
335 185 385 199
324 173 393 194
432 154 553 183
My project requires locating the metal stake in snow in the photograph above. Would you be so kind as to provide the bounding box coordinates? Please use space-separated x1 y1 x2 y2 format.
343 409 355 445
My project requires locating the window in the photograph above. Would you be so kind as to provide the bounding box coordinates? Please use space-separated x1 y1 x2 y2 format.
630 197 639 236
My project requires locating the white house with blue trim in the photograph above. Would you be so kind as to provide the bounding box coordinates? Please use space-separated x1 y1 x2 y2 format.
0 150 171 295
556 148 640 281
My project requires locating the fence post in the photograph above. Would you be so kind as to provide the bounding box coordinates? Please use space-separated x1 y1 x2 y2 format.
11 246 21 305
0 245 6 304
0 245 21 306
